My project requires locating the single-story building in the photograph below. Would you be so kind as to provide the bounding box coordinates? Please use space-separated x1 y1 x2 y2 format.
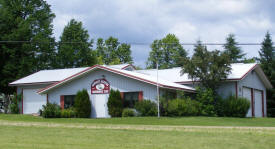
9 63 273 118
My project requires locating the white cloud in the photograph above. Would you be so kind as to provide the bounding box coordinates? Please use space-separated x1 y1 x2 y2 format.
168 22 197 42
234 17 272 31
46 0 275 67
52 13 86 39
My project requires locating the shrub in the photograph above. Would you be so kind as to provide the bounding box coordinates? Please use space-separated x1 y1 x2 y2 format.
167 98 201 116
9 103 19 114
223 96 250 118
215 96 225 117
41 103 61 118
195 87 216 116
107 89 123 117
122 108 135 117
9 93 21 114
61 108 77 118
134 100 157 116
160 97 169 116
39 109 43 116
74 89 91 118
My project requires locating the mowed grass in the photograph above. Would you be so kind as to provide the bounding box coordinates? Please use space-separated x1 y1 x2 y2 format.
1 125 275 149
1 114 275 149
1 114 275 127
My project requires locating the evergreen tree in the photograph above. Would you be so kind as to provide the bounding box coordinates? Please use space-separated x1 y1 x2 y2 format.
146 34 187 69
96 37 133 65
107 89 123 117
181 40 232 91
0 0 56 94
223 34 245 63
258 32 274 78
74 89 91 118
57 19 97 68
258 32 275 117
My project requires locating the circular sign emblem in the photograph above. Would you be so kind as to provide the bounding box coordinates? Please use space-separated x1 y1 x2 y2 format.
96 83 105 90
91 79 110 94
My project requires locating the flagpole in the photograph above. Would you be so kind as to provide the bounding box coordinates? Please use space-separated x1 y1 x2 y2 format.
157 62 160 118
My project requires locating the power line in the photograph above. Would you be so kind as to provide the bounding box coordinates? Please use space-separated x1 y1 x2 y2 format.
125 42 262 46
0 40 262 45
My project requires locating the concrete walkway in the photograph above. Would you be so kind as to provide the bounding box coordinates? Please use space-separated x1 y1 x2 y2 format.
1 120 275 133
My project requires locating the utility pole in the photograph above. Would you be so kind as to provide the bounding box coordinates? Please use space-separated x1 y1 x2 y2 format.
157 61 160 118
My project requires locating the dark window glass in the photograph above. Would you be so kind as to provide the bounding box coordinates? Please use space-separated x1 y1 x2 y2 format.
123 92 139 108
64 95 75 109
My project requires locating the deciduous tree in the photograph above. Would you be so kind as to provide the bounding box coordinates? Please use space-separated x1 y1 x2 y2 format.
181 40 231 91
146 34 187 69
96 37 132 65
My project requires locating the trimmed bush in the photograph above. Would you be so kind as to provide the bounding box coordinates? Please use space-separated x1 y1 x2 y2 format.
134 100 157 116
122 108 135 117
61 108 76 118
41 103 61 118
74 89 91 118
107 89 123 117
167 98 201 116
223 96 250 118
195 87 216 116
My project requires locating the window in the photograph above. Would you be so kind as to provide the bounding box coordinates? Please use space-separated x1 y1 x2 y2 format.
64 95 75 109
123 92 139 108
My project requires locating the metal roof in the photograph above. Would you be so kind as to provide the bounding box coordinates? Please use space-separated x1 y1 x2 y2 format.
107 64 132 69
9 63 272 91
136 63 257 82
9 64 134 86
136 63 272 89
37 65 195 94
9 67 89 86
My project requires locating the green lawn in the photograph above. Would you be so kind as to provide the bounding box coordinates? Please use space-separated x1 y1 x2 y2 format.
1 114 275 149
1 114 275 127
0 124 275 149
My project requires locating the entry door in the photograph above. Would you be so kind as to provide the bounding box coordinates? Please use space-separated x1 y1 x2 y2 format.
254 90 263 117
93 94 108 118
243 87 253 117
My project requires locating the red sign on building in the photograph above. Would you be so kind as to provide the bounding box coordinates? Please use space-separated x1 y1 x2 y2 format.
91 79 110 94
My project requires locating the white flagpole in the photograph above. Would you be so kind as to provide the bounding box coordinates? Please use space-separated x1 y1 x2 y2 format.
157 61 160 118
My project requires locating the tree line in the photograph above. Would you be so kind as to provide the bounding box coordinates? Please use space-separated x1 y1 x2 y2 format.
0 0 274 116
148 32 274 117
0 0 133 94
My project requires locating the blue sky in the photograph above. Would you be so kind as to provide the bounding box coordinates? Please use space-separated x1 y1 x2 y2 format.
46 0 275 67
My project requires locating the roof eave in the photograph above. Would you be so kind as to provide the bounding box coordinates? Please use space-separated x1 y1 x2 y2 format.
121 64 136 70
38 65 98 94
9 81 58 87
254 65 273 89
38 65 195 94
161 85 196 93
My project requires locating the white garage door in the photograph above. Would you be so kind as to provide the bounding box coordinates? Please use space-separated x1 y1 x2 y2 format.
254 90 263 117
23 89 46 114
243 87 253 117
